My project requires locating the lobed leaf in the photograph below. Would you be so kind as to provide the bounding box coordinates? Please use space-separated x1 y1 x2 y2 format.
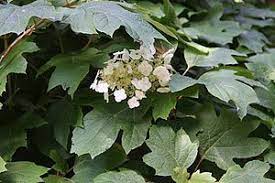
0 161 48 183
71 102 151 158
60 1 167 50
220 160 274 183
143 126 199 176
0 0 60 36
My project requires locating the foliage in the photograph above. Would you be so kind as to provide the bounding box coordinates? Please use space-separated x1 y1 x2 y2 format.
0 0 275 182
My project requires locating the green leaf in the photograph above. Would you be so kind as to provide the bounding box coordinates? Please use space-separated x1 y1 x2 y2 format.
0 112 47 160
46 100 83 149
71 103 151 158
192 104 269 170
61 1 167 50
184 42 210 54
38 48 109 96
93 170 146 183
72 144 127 183
184 47 244 68
163 0 178 25
169 74 197 93
188 171 216 183
238 30 269 53
265 151 275 166
246 50 275 84
0 157 6 173
0 41 38 99
198 70 261 118
152 93 177 120
143 126 199 176
151 88 199 120
0 162 48 183
44 175 74 183
220 160 274 183
255 87 275 113
171 167 189 183
0 0 59 36
172 168 216 183
239 7 275 19
183 5 243 45
144 15 178 39
49 150 69 173
31 125 71 172
135 1 165 19
170 70 261 118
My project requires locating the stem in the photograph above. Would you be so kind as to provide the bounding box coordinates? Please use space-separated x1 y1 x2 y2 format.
64 0 78 7
83 35 93 50
3 36 13 106
193 157 203 172
0 19 45 63
182 66 191 76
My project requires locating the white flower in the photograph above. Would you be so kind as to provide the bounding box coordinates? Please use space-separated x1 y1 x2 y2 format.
159 80 169 87
114 89 127 102
122 49 130 61
135 90 146 100
131 77 152 92
113 49 130 61
162 49 175 64
128 97 140 109
164 54 174 64
157 87 170 93
138 61 153 76
165 64 174 71
95 81 109 93
127 64 133 74
129 49 142 60
140 45 154 61
113 62 121 68
153 66 171 86
103 64 114 75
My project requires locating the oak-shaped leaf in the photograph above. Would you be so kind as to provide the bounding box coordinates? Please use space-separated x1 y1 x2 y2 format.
183 5 243 45
220 160 274 183
143 126 199 176
46 100 83 149
246 50 275 84
191 104 269 170
0 0 59 36
37 48 109 96
44 175 74 183
184 47 244 68
60 1 167 50
170 69 263 118
0 112 47 160
71 102 151 158
0 41 39 106
0 161 48 183
172 168 216 183
238 30 269 53
72 144 127 183
94 170 145 183
151 87 199 120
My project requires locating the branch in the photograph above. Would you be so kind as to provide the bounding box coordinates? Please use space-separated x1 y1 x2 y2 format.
64 0 78 8
0 19 44 64
0 0 80 64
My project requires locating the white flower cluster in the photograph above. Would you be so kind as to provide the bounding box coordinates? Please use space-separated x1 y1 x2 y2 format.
90 46 175 109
